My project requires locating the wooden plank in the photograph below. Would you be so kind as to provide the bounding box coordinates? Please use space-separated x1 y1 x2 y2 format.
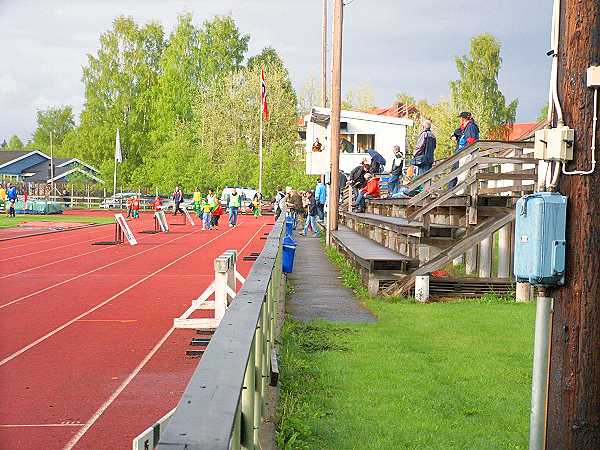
479 184 535 195
476 172 537 181
478 156 538 164
407 176 475 222
409 156 479 206
332 225 416 263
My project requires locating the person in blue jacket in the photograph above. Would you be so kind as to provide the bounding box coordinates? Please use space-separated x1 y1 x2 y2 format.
7 183 17 218
448 112 480 188
314 177 327 221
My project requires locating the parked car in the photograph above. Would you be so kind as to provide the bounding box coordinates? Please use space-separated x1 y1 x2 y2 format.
99 192 137 209
162 197 195 212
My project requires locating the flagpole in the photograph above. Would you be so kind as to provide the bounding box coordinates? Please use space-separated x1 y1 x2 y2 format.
50 131 54 197
259 75 264 196
113 128 118 196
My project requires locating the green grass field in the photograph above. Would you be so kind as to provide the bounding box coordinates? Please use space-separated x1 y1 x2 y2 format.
0 214 113 229
277 247 535 450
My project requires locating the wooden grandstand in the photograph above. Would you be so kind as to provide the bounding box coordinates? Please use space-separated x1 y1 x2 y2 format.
331 140 537 299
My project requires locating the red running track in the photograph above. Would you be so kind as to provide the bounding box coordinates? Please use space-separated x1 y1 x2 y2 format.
0 211 273 449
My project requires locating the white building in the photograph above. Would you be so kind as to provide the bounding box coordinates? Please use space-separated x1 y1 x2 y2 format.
304 107 413 175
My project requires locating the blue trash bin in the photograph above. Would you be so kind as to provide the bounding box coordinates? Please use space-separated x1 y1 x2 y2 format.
282 235 297 273
285 216 294 236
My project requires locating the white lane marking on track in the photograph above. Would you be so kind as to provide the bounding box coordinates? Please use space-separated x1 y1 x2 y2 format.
0 216 158 270
1 243 116 279
62 327 175 450
0 220 248 366
0 222 203 310
61 221 265 450
0 423 83 428
0 232 111 262
0 222 112 251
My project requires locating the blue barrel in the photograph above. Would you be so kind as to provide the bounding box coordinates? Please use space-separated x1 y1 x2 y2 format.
282 235 297 273
285 216 294 236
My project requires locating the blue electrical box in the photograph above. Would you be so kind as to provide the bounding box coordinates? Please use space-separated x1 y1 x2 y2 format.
514 192 567 286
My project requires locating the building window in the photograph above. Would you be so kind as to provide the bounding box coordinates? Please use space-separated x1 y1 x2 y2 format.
340 134 355 153
356 134 375 153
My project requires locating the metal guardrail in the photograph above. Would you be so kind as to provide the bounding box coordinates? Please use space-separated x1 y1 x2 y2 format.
156 214 284 450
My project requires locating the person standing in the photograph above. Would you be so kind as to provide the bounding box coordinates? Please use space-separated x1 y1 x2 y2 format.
172 186 184 216
201 199 212 230
412 119 437 177
302 191 320 237
0 183 6 214
388 145 404 197
7 183 17 218
132 195 140 219
228 188 241 227
449 112 479 188
211 202 223 229
126 195 134 218
192 187 202 217
274 186 285 220
314 177 327 221
207 189 218 210
153 195 162 211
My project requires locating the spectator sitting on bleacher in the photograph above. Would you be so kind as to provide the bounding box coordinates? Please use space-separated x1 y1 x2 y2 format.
355 173 380 213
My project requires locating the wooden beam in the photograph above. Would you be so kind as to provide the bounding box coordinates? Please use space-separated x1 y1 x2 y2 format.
546 1 600 448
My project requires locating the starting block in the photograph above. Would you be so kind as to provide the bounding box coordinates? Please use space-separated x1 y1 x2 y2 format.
174 249 246 330
93 214 137 246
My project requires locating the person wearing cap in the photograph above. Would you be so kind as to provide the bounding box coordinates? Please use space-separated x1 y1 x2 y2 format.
449 112 480 188
355 172 380 213
412 119 437 176
388 145 404 197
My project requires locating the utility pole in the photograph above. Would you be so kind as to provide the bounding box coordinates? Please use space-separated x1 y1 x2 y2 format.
327 0 343 246
546 1 600 449
321 0 328 107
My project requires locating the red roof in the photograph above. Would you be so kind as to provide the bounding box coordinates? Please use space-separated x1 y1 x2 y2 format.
507 121 547 140
368 102 416 118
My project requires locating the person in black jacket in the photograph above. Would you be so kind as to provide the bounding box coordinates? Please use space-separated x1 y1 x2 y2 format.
388 146 404 197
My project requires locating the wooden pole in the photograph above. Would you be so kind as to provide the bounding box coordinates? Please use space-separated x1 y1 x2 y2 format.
546 1 600 448
321 0 328 107
327 0 343 246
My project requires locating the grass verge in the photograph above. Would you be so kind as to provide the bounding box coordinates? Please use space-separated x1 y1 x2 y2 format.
0 214 113 229
277 245 533 450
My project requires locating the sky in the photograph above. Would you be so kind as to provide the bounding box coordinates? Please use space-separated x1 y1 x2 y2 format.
0 0 553 144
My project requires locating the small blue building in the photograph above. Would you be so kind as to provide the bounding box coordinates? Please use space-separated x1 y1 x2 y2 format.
0 150 103 185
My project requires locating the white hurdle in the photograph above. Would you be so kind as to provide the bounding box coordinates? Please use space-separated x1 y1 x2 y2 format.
174 250 246 330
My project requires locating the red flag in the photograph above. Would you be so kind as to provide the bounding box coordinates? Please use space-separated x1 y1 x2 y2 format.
261 66 269 121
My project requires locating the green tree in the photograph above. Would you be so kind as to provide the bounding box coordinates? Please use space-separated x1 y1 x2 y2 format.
297 76 320 115
150 13 202 144
342 82 376 111
71 17 165 181
8 135 24 149
538 104 549 122
30 106 75 153
450 34 518 139
198 15 249 85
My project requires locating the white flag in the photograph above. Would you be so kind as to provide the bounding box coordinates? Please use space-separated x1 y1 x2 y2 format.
115 128 122 163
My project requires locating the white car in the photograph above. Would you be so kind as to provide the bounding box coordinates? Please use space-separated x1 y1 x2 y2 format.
99 193 138 209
